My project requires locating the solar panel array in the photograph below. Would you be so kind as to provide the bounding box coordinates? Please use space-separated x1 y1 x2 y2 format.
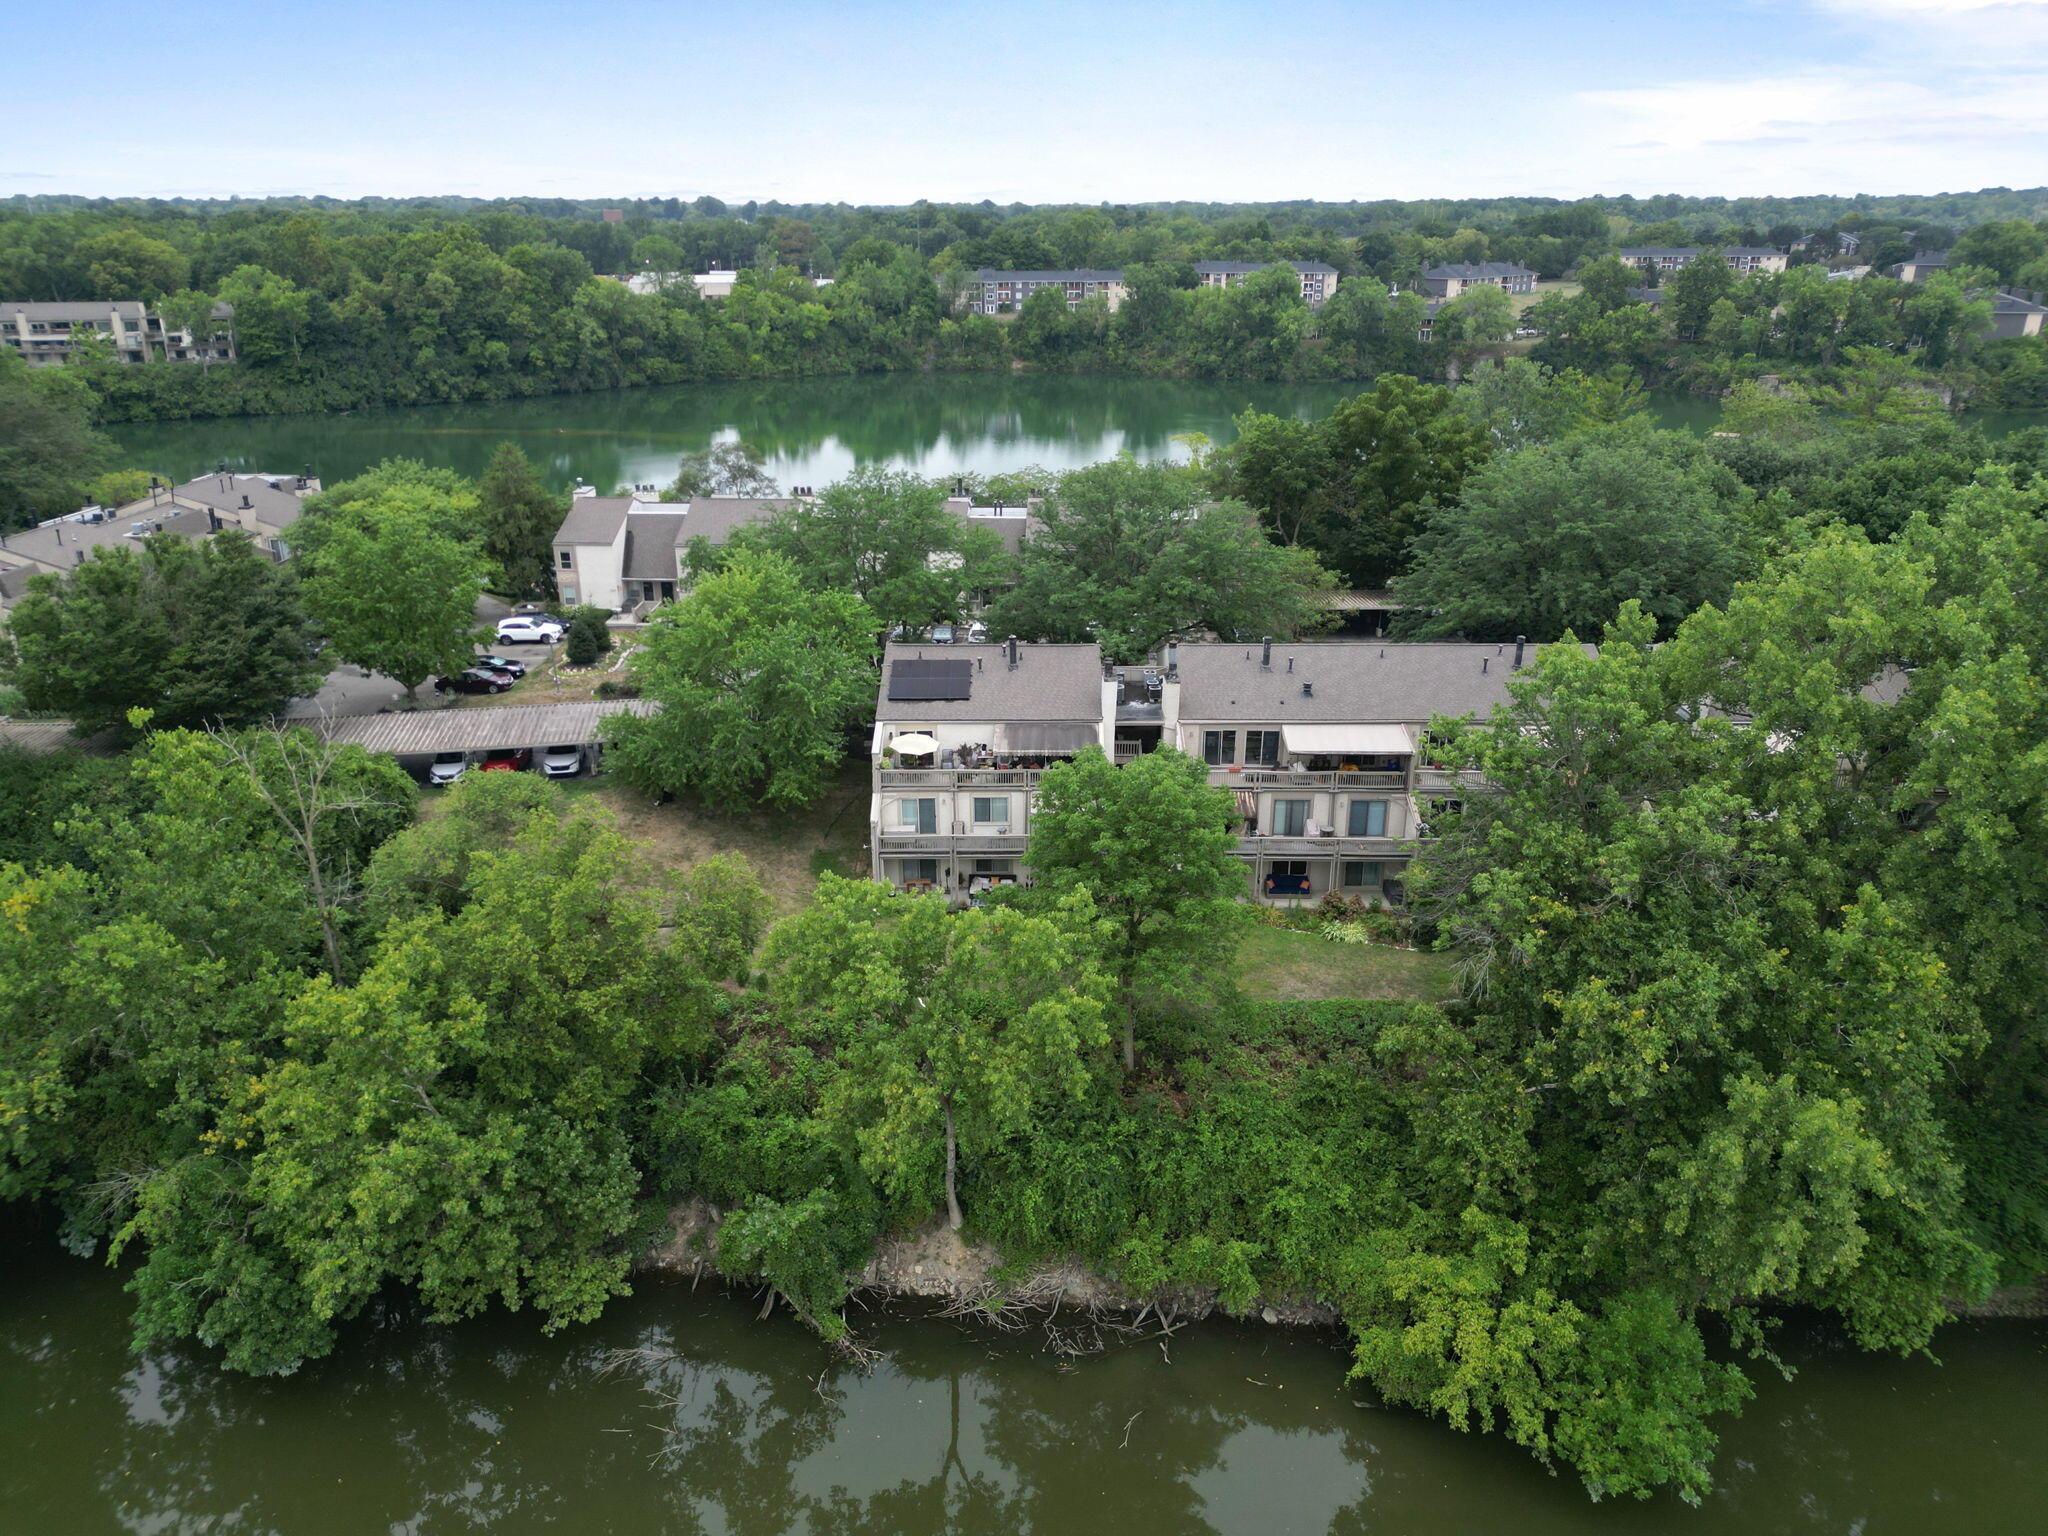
887 658 973 701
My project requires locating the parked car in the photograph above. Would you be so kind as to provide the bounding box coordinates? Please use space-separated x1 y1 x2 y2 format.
436 668 511 695
930 623 955 645
478 748 533 772
428 752 468 786
474 652 528 677
471 660 520 685
496 615 565 645
540 743 585 779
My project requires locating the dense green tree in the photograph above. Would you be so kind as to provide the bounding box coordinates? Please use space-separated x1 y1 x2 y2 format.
1024 747 1246 1071
300 491 488 701
476 442 564 598
2 533 324 736
1395 423 1753 640
606 548 875 809
765 877 1109 1228
1665 249 1739 338
0 349 106 531
1452 358 1647 453
984 457 1335 664
1950 219 2047 285
756 468 1009 634
1317 376 1492 586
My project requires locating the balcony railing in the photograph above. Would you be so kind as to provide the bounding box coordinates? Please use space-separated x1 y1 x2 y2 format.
1237 834 1411 858
1227 767 1411 790
878 767 1039 789
875 830 1028 854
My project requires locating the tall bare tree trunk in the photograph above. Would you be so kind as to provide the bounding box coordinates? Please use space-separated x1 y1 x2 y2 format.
943 1097 963 1232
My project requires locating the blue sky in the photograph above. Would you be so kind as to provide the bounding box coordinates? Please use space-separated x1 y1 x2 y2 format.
6 0 2046 201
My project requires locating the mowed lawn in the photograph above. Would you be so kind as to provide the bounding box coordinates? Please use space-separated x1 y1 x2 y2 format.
1232 924 1458 1003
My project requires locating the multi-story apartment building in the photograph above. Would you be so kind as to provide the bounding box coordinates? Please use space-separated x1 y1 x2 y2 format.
1192 261 1341 306
0 469 318 615
1416 262 1536 298
1618 247 1787 277
1 300 236 366
870 640 1110 898
867 635 1568 906
970 269 1126 314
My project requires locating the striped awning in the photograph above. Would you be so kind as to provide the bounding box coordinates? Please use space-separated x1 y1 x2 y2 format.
1233 789 1257 819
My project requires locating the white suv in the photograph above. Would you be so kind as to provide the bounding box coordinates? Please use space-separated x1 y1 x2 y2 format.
540 744 584 779
496 615 565 645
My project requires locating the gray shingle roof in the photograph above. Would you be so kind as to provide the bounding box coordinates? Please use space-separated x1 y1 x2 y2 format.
973 269 1125 283
0 505 218 571
554 496 632 547
876 642 1103 722
1173 640 1592 725
1193 260 1339 276
621 512 688 579
4 300 149 322
1421 262 1534 280
674 496 792 546
1993 291 2046 316
166 472 308 529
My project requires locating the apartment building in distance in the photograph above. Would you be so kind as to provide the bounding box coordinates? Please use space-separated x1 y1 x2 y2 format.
868 636 1569 906
1192 260 1341 306
1416 262 1536 298
1895 251 1950 282
970 269 1127 314
0 468 319 614
1618 246 1788 278
1 300 236 367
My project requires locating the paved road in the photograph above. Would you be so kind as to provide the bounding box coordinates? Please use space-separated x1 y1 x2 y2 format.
284 595 520 720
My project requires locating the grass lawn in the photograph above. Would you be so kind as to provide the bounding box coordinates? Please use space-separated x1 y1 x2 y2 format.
1514 278 1578 317
1232 923 1457 1003
446 638 641 709
555 758 870 913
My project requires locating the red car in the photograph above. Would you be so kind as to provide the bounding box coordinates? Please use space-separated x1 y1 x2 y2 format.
477 747 532 772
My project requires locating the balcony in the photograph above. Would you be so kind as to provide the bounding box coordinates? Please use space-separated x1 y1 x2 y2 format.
875 829 1028 854
1228 767 1410 790
879 766 1039 789
1237 834 1411 859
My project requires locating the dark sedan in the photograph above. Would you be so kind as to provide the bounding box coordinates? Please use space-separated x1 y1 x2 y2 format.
435 668 512 695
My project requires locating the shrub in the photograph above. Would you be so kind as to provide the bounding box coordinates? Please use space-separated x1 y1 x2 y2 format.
565 607 612 667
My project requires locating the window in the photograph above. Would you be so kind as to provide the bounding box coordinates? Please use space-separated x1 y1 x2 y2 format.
1347 799 1388 838
1341 861 1383 889
1202 730 1237 766
1244 729 1280 766
972 858 1016 876
971 796 1008 826
558 549 573 569
897 798 937 834
899 858 940 886
1264 858 1312 897
1272 798 1310 837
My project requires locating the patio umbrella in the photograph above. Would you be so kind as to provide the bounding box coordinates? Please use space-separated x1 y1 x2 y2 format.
889 733 939 755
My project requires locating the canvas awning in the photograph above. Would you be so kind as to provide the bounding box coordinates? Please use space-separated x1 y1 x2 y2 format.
1279 723 1413 757
1003 723 1097 754
887 733 939 756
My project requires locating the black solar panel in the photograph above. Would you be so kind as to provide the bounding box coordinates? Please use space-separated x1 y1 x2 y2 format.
887 658 973 701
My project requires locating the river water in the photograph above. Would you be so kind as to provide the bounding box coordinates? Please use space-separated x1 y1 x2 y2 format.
3 1246 2043 1534
98 375 2043 496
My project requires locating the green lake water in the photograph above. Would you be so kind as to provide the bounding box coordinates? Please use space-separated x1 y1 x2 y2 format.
3 1246 2043 1534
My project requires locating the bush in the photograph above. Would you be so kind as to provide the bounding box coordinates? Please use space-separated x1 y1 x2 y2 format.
565 607 612 667
593 677 640 700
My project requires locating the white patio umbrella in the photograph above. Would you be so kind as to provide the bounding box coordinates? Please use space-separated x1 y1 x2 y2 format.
888 733 939 756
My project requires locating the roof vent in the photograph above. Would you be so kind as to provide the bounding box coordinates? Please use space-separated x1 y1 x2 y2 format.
1514 635 1526 668
1261 637 1272 669
1302 681 1313 697
1006 636 1019 670
240 494 253 509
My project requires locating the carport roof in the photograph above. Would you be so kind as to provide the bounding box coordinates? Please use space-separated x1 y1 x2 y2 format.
305 699 654 755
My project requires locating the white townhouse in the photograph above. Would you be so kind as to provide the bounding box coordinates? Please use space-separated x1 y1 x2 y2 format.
551 492 795 612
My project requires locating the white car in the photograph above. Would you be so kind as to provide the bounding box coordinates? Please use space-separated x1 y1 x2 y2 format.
496 615 565 645
428 752 468 786
540 743 584 779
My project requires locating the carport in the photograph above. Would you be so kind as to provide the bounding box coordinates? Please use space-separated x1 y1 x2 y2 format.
310 700 654 779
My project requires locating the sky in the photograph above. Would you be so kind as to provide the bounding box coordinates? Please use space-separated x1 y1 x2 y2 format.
5 0 2047 203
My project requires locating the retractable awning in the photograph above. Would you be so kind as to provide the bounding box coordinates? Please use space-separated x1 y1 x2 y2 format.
1004 723 1097 754
1279 723 1414 756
